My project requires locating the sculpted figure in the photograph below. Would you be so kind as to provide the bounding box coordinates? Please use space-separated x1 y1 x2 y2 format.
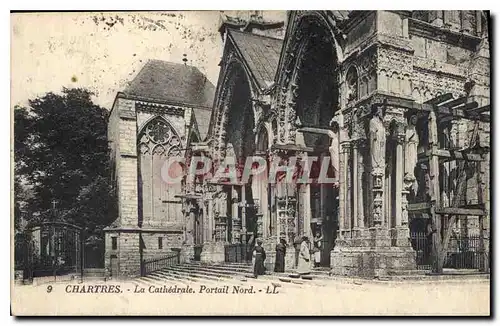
369 106 386 172
329 125 340 178
329 110 347 180
405 115 419 181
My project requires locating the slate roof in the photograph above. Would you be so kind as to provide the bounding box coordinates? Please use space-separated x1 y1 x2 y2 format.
228 29 283 89
332 10 351 20
192 107 212 140
124 60 215 109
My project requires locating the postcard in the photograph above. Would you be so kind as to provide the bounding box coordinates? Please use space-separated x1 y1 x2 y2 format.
11 10 491 316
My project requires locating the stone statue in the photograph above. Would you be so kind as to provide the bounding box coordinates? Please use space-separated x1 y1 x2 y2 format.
329 125 340 179
369 106 386 173
219 192 228 217
405 115 419 181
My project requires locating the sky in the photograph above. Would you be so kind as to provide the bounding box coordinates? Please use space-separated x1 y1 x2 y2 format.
11 11 286 110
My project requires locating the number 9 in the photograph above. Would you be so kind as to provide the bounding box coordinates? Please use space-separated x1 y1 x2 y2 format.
47 285 52 293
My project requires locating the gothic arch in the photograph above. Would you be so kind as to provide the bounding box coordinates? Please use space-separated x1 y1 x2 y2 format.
137 116 182 158
345 65 359 103
255 121 271 152
275 12 343 145
212 59 256 161
137 116 183 227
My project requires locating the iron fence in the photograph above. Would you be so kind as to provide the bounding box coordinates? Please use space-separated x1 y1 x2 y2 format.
224 243 252 263
17 222 84 283
141 252 180 276
410 232 486 270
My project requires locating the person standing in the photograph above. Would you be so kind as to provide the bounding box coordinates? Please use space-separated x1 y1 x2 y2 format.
274 238 287 273
252 239 266 278
297 236 311 274
313 231 323 267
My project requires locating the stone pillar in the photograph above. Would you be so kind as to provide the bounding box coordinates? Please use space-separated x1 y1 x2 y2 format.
352 142 359 229
186 204 195 244
356 140 365 229
394 133 405 227
372 169 384 226
304 183 313 241
241 185 247 243
341 142 352 231
231 186 241 243
207 198 214 241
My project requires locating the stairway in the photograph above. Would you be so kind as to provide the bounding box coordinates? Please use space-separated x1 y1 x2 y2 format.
132 262 489 288
132 262 328 288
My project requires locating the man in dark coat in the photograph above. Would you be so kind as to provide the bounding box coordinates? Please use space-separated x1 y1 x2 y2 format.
253 239 266 278
274 238 287 273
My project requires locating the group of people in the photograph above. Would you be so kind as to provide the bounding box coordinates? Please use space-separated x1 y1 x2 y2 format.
250 231 325 278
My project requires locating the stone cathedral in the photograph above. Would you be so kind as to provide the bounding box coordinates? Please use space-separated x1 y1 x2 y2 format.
106 11 490 278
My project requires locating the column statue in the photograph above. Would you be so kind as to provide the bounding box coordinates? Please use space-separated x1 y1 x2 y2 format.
329 110 347 182
405 115 419 185
369 106 386 175
329 127 340 179
369 105 386 226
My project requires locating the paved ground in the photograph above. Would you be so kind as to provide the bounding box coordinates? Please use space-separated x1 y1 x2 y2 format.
12 276 490 316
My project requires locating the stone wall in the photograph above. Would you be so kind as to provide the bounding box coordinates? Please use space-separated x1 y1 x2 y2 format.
331 228 416 277
199 242 226 263
141 231 185 260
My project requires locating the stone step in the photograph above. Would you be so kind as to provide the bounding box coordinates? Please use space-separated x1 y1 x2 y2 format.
175 264 308 287
146 272 192 285
163 265 239 280
385 269 428 276
143 273 183 285
186 264 253 274
187 263 333 283
167 265 250 279
154 268 228 283
152 270 203 284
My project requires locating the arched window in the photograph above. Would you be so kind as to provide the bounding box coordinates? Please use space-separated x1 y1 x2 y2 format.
346 66 358 103
138 117 183 227
256 126 269 152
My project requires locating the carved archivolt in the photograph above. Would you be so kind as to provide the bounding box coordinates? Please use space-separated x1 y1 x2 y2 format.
212 57 242 160
138 117 181 157
275 13 342 144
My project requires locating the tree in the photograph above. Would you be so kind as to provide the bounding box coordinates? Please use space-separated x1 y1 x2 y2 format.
14 88 116 237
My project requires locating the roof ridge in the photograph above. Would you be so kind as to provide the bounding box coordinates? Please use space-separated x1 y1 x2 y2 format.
228 28 284 42
146 58 201 71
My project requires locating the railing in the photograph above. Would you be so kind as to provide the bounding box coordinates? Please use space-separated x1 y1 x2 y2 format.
141 252 180 276
410 232 486 270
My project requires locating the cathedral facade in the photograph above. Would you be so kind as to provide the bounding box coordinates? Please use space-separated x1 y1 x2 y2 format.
106 11 490 278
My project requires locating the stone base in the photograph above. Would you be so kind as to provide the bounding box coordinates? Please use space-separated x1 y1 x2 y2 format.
285 248 297 272
261 237 298 272
180 244 194 264
331 227 416 278
200 242 226 263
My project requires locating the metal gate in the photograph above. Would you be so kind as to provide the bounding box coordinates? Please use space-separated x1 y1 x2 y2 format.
224 243 253 263
19 222 84 283
411 232 485 270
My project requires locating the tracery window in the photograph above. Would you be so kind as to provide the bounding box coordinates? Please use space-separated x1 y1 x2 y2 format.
138 117 183 226
139 118 181 157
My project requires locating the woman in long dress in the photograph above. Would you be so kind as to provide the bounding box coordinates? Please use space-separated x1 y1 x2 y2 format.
313 231 323 267
274 238 287 273
297 236 311 274
252 239 266 278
